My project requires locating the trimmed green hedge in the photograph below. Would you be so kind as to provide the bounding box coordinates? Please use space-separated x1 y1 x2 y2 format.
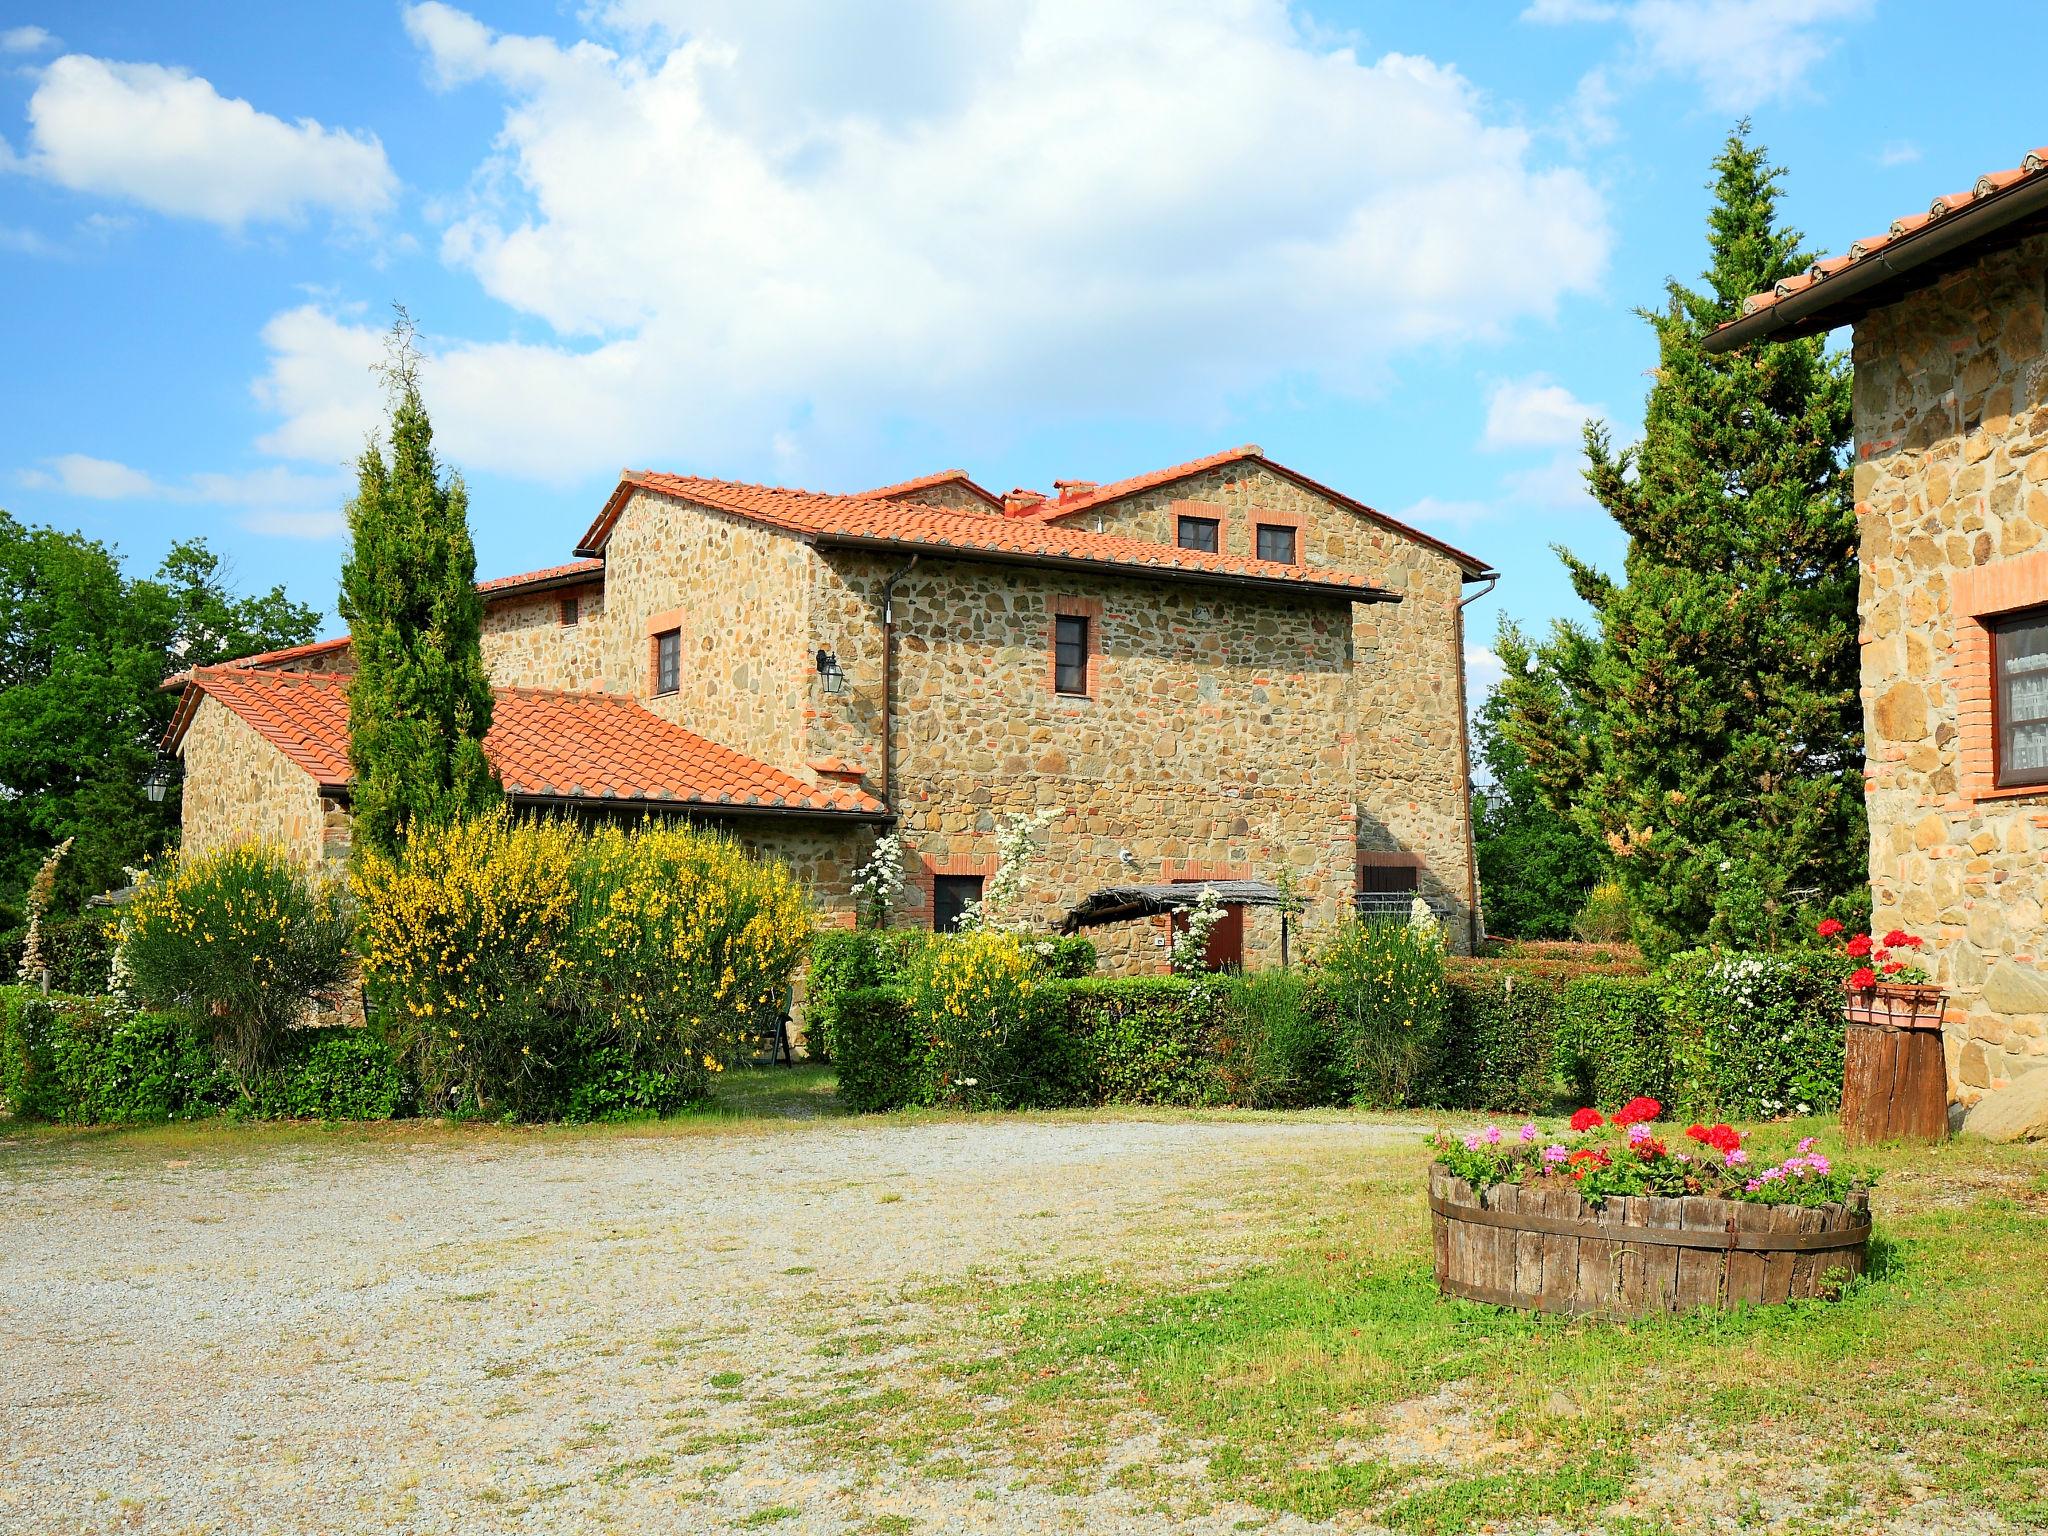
1 990 411 1124
1066 976 1222 1107
831 985 919 1112
1661 949 1850 1119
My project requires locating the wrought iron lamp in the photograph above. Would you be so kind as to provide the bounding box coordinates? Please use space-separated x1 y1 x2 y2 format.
815 647 847 695
142 765 174 804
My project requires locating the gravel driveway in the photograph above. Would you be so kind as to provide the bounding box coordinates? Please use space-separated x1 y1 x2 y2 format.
0 1114 1414 1535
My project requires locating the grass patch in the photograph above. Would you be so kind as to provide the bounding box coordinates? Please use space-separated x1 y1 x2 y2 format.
923 1124 2048 1532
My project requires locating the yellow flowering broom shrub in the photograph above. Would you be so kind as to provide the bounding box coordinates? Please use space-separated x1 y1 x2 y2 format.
352 811 811 1117
901 928 1044 1108
1314 915 1449 1107
351 809 579 1116
120 842 350 1096
561 821 811 1102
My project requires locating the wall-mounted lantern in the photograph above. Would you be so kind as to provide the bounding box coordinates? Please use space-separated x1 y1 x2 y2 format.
815 647 847 696
142 765 174 805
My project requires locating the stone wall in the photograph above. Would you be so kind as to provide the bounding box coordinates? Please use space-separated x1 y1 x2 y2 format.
592 489 815 772
481 585 606 689
802 548 1361 968
1852 231 2048 1101
1040 461 1480 949
176 696 327 867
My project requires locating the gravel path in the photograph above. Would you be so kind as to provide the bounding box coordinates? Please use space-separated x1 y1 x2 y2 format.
0 1115 1415 1535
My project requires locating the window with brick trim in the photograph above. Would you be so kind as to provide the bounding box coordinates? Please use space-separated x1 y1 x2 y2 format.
1995 606 2048 788
654 628 681 695
1176 515 1220 553
1256 523 1298 565
1054 614 1090 696
932 874 984 932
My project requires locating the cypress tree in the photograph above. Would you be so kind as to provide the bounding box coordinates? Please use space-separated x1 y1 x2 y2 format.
339 311 501 855
1499 124 1861 955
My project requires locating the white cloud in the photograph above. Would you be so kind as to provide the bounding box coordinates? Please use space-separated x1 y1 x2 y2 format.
1504 454 1594 508
251 2 1609 482
1482 375 1605 451
1465 643 1507 705
1530 0 1871 112
18 453 350 538
1876 140 1921 168
1 25 55 53
1396 496 1498 532
7 54 396 228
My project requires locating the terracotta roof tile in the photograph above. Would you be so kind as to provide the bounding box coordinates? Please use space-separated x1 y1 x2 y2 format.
476 558 605 594
169 668 886 818
577 472 1397 598
859 469 1003 510
1725 146 2048 330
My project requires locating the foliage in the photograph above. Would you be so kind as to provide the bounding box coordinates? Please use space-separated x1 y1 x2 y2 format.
1818 918 1932 989
1552 975 1670 1109
1432 1107 1874 1208
338 311 501 856
829 985 919 1113
0 514 313 955
562 821 811 1100
807 928 930 1061
1497 125 1862 958
900 928 1045 1108
242 1027 412 1121
1470 657 1606 940
1315 917 1449 1107
1169 883 1229 975
1436 964 1569 1112
1217 968 1336 1108
120 843 350 1094
1570 880 1633 944
1067 976 1222 1107
351 810 579 1117
1662 948 1853 1119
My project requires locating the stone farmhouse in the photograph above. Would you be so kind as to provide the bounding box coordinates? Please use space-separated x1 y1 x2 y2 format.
1709 146 2048 1107
167 447 1495 968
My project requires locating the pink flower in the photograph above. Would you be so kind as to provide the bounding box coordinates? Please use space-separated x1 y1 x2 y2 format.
1484 1126 1503 1145
1627 1123 1652 1146
1542 1144 1570 1165
1519 1123 1539 1143
1724 1147 1748 1167
1796 1137 1816 1154
1462 1133 1482 1151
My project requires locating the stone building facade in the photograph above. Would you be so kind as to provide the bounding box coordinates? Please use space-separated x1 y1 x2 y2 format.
1710 158 2048 1107
172 448 1494 968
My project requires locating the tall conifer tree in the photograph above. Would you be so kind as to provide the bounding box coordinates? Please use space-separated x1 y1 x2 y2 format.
1499 125 1861 954
339 311 500 854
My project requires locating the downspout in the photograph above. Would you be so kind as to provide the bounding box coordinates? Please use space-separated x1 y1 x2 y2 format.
877 554 920 926
1455 575 1499 954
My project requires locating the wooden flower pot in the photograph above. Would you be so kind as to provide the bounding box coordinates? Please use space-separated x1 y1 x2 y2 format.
1840 981 1948 1145
1427 1166 1870 1318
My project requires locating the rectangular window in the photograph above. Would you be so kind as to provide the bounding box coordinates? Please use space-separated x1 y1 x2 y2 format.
1054 614 1090 696
1176 516 1220 553
559 595 580 627
1994 606 2048 787
654 628 681 695
1256 523 1298 564
932 874 984 932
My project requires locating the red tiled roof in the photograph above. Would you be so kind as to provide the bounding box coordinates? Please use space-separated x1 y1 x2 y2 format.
1014 446 1496 579
1714 146 2048 343
167 668 887 818
860 469 1004 512
477 558 605 595
211 635 353 672
578 472 1398 600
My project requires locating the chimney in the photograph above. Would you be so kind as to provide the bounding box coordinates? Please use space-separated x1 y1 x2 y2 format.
1053 479 1099 501
1002 488 1048 516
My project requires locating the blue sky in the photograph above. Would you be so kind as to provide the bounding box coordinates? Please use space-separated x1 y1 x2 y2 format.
0 1 2035 695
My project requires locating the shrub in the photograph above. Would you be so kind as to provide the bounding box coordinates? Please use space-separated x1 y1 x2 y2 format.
1438 966 1568 1111
1553 975 1669 1109
1572 879 1633 944
807 929 931 1061
1315 918 1449 1107
0 997 230 1123
831 985 920 1112
1030 934 1099 980
1218 970 1337 1108
563 821 811 1099
120 843 350 1094
247 1027 412 1121
901 929 1045 1107
352 810 580 1117
1661 949 1850 1119
1065 976 1222 1107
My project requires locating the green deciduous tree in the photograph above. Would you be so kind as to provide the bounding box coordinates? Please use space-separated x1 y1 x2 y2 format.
1471 630 1608 940
338 310 500 855
0 515 318 962
1498 124 1862 957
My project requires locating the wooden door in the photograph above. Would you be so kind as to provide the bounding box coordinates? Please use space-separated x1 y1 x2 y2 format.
1172 898 1245 971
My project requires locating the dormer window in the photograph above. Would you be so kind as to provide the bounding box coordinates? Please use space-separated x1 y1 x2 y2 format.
1177 515 1220 553
1256 523 1298 565
654 628 681 695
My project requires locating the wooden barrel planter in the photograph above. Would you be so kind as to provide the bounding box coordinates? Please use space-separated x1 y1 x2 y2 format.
1428 1166 1870 1318
1841 981 1949 1145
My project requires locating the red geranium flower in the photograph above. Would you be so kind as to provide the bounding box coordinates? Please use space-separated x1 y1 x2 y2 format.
1684 1123 1708 1143
1612 1096 1662 1127
1816 918 1845 938
1881 960 1903 975
1569 1107 1604 1132
1844 933 1873 958
1706 1123 1740 1153
1882 929 1912 948
1850 966 1878 990
1633 1137 1668 1161
1568 1147 1610 1179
